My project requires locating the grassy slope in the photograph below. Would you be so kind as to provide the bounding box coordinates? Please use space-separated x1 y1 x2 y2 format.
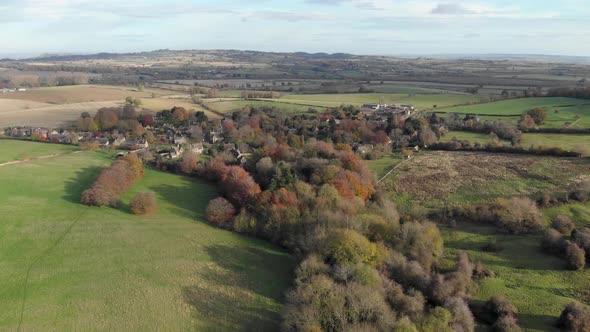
0 144 293 331
0 140 79 164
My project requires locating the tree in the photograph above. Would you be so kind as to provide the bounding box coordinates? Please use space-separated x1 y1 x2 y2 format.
206 197 236 224
324 229 380 267
180 151 199 174
141 114 155 127
130 192 157 215
517 114 536 131
527 108 547 125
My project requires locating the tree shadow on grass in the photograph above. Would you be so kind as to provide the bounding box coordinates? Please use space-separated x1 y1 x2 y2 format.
62 166 103 204
148 178 216 220
183 244 295 332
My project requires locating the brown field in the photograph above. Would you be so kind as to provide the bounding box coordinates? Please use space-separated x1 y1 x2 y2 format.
381 151 590 207
0 98 52 111
0 101 123 127
141 98 220 118
0 85 159 104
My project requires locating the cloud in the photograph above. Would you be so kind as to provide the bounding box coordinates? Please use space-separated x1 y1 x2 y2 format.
431 3 474 15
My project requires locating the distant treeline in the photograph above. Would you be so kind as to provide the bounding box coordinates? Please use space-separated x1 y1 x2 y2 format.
547 87 590 99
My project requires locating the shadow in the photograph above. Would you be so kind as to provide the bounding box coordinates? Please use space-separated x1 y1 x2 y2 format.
444 221 567 271
515 313 560 332
182 244 295 331
62 166 103 203
148 177 217 220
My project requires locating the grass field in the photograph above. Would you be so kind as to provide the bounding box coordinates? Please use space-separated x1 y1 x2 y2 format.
206 99 322 114
279 93 483 109
443 222 590 332
439 97 590 129
440 131 590 156
0 140 79 164
0 142 294 331
366 153 403 178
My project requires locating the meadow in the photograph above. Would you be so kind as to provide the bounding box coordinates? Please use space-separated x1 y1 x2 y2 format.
439 97 590 129
442 222 590 332
0 141 293 331
0 140 78 164
440 131 590 156
279 93 483 109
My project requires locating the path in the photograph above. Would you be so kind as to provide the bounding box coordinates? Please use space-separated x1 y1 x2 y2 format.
0 150 83 167
377 156 412 184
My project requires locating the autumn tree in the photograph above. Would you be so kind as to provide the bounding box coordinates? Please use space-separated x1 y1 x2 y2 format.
206 197 237 224
130 192 157 215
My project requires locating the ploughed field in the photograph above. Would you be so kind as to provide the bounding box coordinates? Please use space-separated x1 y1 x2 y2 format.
0 140 293 331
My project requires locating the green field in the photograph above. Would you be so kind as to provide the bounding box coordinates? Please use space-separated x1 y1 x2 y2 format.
0 140 79 164
440 131 590 156
207 99 324 114
366 153 403 178
443 222 590 332
0 142 294 331
280 93 482 109
439 97 590 129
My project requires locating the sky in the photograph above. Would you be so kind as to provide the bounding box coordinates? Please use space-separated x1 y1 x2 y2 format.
0 0 589 57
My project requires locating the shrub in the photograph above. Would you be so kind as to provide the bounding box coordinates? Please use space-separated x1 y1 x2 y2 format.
541 229 564 254
130 192 157 215
552 215 575 235
557 302 590 331
382 278 425 321
572 227 590 254
294 255 330 286
565 242 586 271
485 295 517 319
444 297 475 332
493 197 545 234
80 141 100 151
206 197 237 224
491 315 521 332
324 229 380 267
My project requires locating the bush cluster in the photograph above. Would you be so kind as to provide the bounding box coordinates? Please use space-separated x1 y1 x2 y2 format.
459 197 545 234
81 154 144 207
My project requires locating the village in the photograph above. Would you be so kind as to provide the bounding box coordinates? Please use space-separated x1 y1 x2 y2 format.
1 102 418 167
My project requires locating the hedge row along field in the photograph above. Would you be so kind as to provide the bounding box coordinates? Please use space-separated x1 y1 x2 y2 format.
81 154 144 207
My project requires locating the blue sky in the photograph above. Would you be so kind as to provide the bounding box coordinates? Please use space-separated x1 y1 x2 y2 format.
0 0 588 57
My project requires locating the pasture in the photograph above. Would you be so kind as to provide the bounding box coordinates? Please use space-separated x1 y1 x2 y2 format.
440 131 590 156
279 93 483 109
0 142 293 331
206 99 322 114
439 97 590 129
443 222 590 332
0 140 78 164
